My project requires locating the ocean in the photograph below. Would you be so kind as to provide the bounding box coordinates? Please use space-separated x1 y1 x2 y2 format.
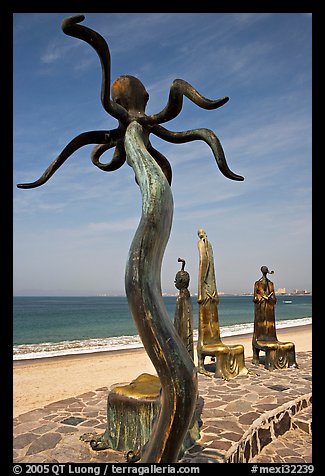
13 295 312 360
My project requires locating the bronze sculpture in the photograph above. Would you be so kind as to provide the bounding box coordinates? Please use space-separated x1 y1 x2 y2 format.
17 15 244 190
252 266 297 370
197 228 249 379
17 15 244 462
81 373 161 455
174 258 194 360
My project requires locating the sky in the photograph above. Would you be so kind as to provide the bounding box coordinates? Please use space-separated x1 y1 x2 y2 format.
13 12 312 296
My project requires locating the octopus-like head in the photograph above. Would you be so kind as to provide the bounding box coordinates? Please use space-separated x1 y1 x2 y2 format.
174 270 190 290
260 266 274 276
111 75 149 115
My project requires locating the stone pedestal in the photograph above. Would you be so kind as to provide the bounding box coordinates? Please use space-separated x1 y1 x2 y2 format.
82 373 160 453
85 372 200 460
107 373 161 452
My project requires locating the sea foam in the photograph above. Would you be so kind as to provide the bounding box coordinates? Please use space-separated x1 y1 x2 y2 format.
13 317 311 361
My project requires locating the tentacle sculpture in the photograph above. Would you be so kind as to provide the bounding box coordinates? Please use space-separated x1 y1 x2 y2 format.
17 14 245 462
91 140 126 171
61 15 128 122
125 122 197 462
152 124 244 181
17 130 119 189
145 78 229 125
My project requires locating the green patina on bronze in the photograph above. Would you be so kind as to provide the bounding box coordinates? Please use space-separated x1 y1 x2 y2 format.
17 15 244 462
81 373 161 453
124 122 198 462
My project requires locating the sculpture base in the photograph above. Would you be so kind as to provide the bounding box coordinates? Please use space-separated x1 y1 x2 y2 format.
84 373 160 453
83 373 200 458
198 343 249 380
252 340 298 370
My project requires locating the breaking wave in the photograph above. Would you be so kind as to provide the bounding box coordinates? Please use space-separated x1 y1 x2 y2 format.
13 316 311 361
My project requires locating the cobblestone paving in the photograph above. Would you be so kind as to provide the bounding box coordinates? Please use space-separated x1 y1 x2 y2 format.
13 351 312 464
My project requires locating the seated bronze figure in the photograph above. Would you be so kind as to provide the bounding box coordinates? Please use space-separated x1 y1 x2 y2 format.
252 266 297 370
197 229 249 379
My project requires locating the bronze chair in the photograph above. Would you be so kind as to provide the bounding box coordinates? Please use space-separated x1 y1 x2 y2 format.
197 229 249 379
197 300 249 380
84 372 200 461
252 266 297 370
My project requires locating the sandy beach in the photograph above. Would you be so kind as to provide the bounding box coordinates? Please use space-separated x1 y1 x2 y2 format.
13 324 312 418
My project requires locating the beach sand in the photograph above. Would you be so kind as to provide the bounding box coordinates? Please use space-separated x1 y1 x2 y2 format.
13 324 312 418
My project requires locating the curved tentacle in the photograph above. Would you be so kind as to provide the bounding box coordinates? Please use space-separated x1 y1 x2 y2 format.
61 15 128 123
145 79 229 125
91 140 126 171
152 124 244 181
17 130 117 189
147 142 172 185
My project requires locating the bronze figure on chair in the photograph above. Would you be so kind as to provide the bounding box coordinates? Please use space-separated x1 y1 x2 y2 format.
252 266 297 370
197 228 249 380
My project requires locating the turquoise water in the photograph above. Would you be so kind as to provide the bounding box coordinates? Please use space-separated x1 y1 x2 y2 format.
13 294 312 359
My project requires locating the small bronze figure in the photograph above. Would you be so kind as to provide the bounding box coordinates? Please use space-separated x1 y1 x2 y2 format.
197 228 249 379
252 266 297 370
174 258 194 360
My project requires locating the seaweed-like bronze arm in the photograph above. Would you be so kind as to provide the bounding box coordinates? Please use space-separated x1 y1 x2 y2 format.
152 124 244 181
61 15 128 123
17 130 120 189
17 15 242 191
91 140 126 171
145 79 229 125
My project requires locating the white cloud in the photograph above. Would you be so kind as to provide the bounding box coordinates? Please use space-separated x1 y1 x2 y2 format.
41 47 62 64
87 217 139 233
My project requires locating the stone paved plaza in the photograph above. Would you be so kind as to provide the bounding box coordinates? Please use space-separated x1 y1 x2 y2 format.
13 351 312 464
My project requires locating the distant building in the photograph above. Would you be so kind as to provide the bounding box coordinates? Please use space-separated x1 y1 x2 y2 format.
276 287 287 295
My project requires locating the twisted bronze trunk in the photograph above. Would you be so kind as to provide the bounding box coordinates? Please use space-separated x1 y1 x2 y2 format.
124 121 198 462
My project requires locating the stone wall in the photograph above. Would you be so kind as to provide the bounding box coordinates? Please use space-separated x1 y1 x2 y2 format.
225 393 312 463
